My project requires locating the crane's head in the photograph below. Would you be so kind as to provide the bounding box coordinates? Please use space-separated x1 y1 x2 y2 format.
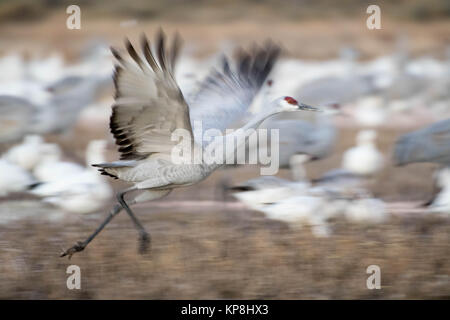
274 96 320 113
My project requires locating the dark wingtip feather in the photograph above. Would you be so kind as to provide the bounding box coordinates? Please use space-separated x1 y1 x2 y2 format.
125 38 144 69
141 33 159 72
109 30 184 161
170 31 183 72
156 28 167 72
112 65 123 98
231 40 281 90
110 46 123 63
100 170 119 179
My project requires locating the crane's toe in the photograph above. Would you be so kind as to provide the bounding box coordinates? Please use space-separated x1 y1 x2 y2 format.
138 232 151 255
60 241 85 259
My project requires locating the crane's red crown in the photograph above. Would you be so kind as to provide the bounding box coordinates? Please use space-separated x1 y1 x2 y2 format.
284 96 298 105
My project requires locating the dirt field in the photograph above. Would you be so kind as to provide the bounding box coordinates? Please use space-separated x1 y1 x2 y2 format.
1 10 449 60
0 126 449 299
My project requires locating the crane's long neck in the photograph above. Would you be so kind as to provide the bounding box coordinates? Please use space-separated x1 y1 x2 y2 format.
243 107 279 131
201 108 278 171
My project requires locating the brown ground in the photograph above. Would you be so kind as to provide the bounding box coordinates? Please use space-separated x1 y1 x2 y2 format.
1 126 449 299
0 12 449 61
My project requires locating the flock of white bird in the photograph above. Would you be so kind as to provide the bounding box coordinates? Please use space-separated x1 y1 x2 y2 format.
231 129 386 237
0 34 449 243
0 135 112 214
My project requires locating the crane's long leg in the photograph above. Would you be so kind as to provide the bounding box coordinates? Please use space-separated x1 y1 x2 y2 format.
117 187 151 254
60 203 123 259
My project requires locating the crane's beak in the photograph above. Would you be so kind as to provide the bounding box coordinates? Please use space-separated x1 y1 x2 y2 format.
298 103 321 112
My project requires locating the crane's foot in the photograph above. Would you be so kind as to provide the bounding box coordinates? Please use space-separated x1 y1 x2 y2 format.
138 232 151 255
60 241 85 259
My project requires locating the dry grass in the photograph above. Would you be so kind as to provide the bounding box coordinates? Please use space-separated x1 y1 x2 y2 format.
1 204 449 299
0 128 449 299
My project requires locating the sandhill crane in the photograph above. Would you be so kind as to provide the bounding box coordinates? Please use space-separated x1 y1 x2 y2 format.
394 118 450 209
394 118 450 166
292 74 378 108
257 103 342 168
60 31 319 258
0 75 110 143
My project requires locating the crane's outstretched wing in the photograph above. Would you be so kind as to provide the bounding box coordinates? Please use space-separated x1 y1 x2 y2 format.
394 118 450 165
188 42 280 145
110 30 191 160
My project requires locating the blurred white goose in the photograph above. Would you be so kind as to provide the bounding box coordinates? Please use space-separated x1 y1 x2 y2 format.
342 130 384 177
353 96 388 127
259 195 332 237
27 53 65 85
344 198 388 224
230 154 311 209
0 54 26 83
231 154 346 237
0 159 35 196
425 166 450 214
257 189 351 237
64 45 113 79
2 135 46 170
32 143 83 182
30 140 113 214
312 168 370 198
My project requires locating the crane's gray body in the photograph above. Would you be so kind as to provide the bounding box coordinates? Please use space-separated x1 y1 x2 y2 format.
0 75 110 143
261 118 336 167
295 74 377 106
394 118 450 166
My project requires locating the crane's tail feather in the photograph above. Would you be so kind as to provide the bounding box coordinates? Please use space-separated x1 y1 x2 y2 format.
92 160 138 180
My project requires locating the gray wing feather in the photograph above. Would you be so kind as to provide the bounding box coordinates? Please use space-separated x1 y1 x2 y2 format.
110 31 192 160
188 42 280 146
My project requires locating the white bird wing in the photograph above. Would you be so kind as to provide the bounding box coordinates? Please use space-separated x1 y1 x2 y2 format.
110 31 192 160
188 42 280 146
